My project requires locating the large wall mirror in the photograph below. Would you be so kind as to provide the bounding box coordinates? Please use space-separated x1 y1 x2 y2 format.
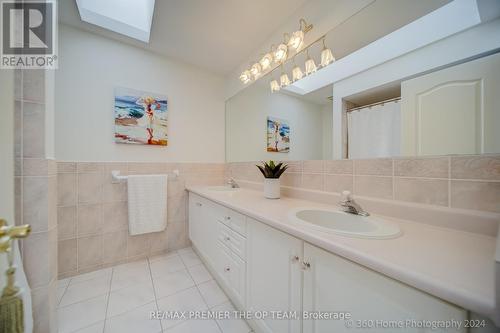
226 51 500 161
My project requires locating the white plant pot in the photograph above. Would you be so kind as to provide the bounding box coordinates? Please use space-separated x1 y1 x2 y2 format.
263 178 281 199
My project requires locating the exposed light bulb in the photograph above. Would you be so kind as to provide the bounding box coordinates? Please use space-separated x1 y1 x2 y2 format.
270 79 280 92
320 41 335 67
292 65 303 81
288 30 304 50
280 73 291 87
250 62 262 78
259 53 273 70
274 43 288 63
305 57 317 75
239 70 252 84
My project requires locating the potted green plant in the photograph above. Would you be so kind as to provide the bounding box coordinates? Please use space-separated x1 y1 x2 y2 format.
256 160 288 199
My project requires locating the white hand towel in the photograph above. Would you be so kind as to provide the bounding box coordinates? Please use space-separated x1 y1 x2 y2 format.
127 174 167 235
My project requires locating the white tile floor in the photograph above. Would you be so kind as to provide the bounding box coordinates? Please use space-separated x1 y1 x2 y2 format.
57 247 253 333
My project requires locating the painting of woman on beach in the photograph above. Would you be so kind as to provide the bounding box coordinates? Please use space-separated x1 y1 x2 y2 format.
267 116 290 153
114 87 168 146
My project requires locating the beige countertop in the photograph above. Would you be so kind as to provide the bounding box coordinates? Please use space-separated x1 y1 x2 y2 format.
187 186 497 320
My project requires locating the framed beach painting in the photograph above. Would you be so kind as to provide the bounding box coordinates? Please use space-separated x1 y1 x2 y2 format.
267 116 290 153
114 87 168 146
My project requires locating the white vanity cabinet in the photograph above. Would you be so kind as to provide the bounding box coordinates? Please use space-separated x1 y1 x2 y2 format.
188 193 473 333
302 243 467 333
246 217 303 333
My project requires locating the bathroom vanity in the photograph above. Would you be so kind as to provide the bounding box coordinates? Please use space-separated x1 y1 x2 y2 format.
187 186 498 333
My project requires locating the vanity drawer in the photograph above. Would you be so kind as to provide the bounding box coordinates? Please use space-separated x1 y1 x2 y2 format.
226 209 247 236
217 222 246 261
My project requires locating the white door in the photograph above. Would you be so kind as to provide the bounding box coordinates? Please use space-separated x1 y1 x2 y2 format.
303 243 466 333
401 52 500 156
0 70 33 331
246 218 303 333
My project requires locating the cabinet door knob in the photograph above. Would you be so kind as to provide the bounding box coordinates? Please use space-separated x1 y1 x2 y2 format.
291 256 300 263
302 261 311 270
196 202 202 207
225 267 230 272
225 216 231 220
225 237 230 241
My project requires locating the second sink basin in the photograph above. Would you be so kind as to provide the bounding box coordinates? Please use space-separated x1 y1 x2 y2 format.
289 208 401 239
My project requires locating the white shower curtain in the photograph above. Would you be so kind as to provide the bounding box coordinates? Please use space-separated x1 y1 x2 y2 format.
347 100 401 159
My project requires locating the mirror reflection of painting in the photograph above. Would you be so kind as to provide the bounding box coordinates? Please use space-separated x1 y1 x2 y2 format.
114 87 168 146
267 117 290 153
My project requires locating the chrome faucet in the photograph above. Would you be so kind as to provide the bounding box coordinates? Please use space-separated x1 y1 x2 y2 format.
227 178 240 188
339 191 369 216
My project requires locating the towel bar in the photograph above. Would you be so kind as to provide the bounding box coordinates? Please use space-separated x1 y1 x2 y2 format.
111 169 179 183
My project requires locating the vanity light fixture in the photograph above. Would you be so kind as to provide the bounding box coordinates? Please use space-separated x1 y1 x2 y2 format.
320 38 335 67
250 62 262 79
274 43 288 63
259 52 273 71
287 19 312 50
239 70 252 84
304 49 317 75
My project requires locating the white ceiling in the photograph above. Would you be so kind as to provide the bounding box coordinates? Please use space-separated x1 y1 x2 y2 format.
59 0 308 75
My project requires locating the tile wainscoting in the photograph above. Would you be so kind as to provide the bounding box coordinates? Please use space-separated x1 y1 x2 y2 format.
227 155 500 214
57 161 225 279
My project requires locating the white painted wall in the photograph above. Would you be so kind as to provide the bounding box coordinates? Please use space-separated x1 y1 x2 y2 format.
55 25 225 162
226 82 326 162
321 103 333 160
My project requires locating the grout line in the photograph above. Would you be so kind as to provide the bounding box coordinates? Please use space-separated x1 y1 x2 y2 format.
147 256 164 332
102 267 114 333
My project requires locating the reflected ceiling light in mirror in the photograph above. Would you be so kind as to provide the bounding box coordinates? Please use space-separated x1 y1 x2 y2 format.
320 38 335 67
259 52 273 71
250 62 262 79
270 77 280 92
239 70 252 84
291 57 303 82
274 43 288 63
280 65 291 87
305 49 317 75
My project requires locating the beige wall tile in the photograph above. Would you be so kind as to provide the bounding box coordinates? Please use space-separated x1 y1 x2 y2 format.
14 69 22 100
127 234 150 257
102 202 128 233
395 157 449 178
22 102 45 158
103 231 127 263
102 180 127 203
77 203 103 236
23 176 49 233
451 155 500 180
325 160 353 174
301 173 324 191
285 161 303 173
57 162 76 173
325 174 353 193
354 175 393 199
77 162 104 173
166 221 188 252
23 158 49 176
58 206 76 240
302 160 324 173
168 195 187 223
395 178 448 206
57 173 76 206
281 172 302 187
14 177 22 226
14 101 22 158
22 69 45 103
48 228 58 282
23 231 50 288
149 230 168 253
451 180 500 213
128 162 167 175
167 177 187 198
78 173 103 203
48 176 57 230
354 159 393 176
78 235 103 269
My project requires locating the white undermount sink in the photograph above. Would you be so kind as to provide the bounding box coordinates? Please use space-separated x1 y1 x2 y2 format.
289 208 401 239
207 186 240 192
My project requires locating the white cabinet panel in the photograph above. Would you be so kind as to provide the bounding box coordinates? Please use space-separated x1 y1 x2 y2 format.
303 243 467 333
246 218 303 333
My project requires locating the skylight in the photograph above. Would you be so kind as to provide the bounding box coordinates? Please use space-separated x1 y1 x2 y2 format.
76 0 155 42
